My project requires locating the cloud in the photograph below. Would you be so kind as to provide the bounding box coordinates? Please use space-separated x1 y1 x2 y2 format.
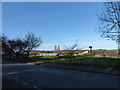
37 40 117 50
81 40 117 50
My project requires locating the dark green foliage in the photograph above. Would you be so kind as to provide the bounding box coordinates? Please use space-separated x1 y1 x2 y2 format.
2 32 42 60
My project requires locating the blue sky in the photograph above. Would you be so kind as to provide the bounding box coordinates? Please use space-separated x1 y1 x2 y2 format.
2 2 117 50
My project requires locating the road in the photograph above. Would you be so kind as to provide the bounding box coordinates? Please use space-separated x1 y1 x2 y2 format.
2 61 120 89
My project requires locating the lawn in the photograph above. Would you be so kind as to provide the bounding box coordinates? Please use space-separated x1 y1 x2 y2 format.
28 56 120 69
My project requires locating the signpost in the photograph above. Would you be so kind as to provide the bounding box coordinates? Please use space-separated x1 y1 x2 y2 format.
89 46 92 55
89 46 92 68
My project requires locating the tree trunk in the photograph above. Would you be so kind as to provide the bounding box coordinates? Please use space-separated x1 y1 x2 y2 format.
118 24 120 57
25 52 29 60
8 54 11 59
118 42 120 57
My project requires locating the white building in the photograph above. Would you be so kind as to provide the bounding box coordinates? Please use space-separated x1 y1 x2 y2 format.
38 53 58 56
78 51 89 55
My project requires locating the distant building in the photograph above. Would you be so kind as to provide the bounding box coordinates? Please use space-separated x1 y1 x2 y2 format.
58 45 60 51
54 45 60 51
95 51 118 57
38 53 58 56
54 45 57 51
78 51 89 55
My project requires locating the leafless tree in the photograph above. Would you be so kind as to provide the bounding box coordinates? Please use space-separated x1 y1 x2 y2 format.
24 32 42 59
98 1 120 56
63 40 79 56
62 40 79 63
64 44 77 57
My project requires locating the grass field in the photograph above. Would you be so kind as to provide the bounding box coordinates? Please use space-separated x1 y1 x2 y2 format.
28 56 120 68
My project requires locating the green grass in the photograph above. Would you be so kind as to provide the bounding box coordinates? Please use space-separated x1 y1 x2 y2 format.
29 56 57 59
28 56 120 68
73 56 120 67
41 56 58 59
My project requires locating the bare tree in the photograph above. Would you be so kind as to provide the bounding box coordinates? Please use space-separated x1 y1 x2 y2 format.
63 40 79 63
98 1 120 56
24 32 42 59
64 43 78 56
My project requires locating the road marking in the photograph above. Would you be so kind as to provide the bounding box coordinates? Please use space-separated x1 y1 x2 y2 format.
7 72 19 75
23 82 29 85
33 86 40 90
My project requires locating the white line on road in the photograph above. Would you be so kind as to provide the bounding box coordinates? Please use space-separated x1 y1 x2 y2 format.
22 81 29 85
33 86 41 90
22 81 40 90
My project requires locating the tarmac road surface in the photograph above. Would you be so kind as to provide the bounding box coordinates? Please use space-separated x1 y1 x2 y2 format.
2 61 120 89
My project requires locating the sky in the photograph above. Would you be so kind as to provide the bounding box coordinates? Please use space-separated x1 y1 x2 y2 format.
2 2 118 51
